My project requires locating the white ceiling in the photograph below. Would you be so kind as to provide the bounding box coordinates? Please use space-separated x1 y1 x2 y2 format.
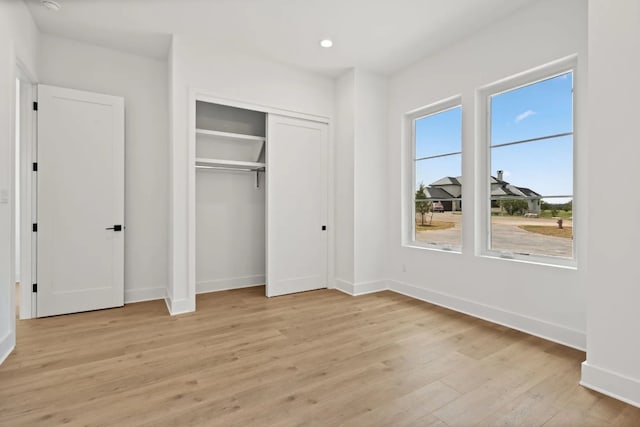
26 0 533 76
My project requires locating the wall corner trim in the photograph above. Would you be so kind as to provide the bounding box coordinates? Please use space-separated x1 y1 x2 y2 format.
0 331 16 366
581 362 640 409
334 279 388 296
164 297 195 316
125 287 167 304
196 276 266 295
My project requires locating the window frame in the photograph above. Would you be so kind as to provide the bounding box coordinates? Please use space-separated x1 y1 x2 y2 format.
477 55 578 267
404 95 463 252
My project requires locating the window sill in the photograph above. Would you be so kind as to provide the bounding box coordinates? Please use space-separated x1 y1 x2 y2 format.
403 242 462 254
481 251 577 270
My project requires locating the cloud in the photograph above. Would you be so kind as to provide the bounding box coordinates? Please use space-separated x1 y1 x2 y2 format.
515 110 537 123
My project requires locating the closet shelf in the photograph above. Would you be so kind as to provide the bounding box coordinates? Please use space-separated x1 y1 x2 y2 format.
196 157 266 171
196 128 265 142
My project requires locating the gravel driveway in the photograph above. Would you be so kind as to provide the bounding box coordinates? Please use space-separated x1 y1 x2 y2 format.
416 212 573 258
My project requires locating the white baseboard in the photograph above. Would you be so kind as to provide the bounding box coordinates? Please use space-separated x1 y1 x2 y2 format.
388 280 586 351
164 296 194 316
334 278 388 296
581 362 640 408
0 331 15 366
334 279 354 295
124 287 166 304
196 275 265 294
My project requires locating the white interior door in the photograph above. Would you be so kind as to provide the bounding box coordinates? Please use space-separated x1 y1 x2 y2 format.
37 85 124 317
266 114 328 297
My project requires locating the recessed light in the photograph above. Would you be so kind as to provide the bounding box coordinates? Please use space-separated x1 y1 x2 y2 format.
320 39 333 48
41 0 62 12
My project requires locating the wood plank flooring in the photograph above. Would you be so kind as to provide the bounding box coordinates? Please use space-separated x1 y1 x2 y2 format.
1 286 638 426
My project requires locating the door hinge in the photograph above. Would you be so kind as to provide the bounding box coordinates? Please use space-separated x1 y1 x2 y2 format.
32 223 37 232
32 162 38 172
32 283 37 293
33 101 38 111
322 225 327 231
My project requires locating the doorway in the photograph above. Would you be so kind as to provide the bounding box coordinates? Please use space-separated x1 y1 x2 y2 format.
12 80 126 319
14 67 36 320
14 77 19 317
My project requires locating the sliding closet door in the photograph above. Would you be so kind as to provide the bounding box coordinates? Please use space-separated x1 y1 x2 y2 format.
266 115 328 297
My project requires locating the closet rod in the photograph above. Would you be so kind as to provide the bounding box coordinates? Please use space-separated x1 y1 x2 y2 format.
196 165 265 172
196 164 265 188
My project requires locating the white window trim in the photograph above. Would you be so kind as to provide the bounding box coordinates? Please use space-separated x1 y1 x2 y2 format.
476 55 578 268
403 95 462 252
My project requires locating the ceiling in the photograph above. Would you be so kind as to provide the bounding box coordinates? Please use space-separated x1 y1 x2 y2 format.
26 0 533 76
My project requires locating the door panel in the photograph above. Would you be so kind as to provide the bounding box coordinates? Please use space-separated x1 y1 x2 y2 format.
37 85 124 317
266 115 328 297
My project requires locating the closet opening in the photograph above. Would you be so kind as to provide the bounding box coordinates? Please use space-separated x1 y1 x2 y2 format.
195 101 267 296
189 94 330 307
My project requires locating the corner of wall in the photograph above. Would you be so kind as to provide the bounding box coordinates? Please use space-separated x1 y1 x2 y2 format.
334 278 388 296
125 286 167 304
581 362 640 408
164 295 194 316
0 330 15 366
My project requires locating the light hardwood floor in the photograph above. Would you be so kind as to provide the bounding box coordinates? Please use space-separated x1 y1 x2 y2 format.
1 287 638 426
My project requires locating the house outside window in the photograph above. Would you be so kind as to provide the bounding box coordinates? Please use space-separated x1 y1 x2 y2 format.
409 97 462 251
481 58 576 263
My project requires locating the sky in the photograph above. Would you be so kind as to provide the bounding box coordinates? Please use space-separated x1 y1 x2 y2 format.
415 72 573 203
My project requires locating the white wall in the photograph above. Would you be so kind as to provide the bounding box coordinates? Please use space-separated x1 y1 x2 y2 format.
353 70 388 287
334 69 388 293
169 35 334 313
39 34 169 304
0 0 39 364
581 0 640 407
386 0 588 348
334 70 355 285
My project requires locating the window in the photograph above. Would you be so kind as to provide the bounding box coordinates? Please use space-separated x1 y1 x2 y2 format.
410 99 462 250
485 64 574 261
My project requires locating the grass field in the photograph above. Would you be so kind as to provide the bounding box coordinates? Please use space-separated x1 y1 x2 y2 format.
518 225 573 239
416 221 455 232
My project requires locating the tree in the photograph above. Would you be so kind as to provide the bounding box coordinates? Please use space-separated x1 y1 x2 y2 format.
541 200 572 212
499 199 528 215
415 183 433 225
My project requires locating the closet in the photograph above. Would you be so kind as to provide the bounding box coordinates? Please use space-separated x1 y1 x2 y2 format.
194 99 329 298
196 101 266 295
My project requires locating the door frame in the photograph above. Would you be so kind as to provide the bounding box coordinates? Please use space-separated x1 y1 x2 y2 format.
182 89 334 314
15 62 37 320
